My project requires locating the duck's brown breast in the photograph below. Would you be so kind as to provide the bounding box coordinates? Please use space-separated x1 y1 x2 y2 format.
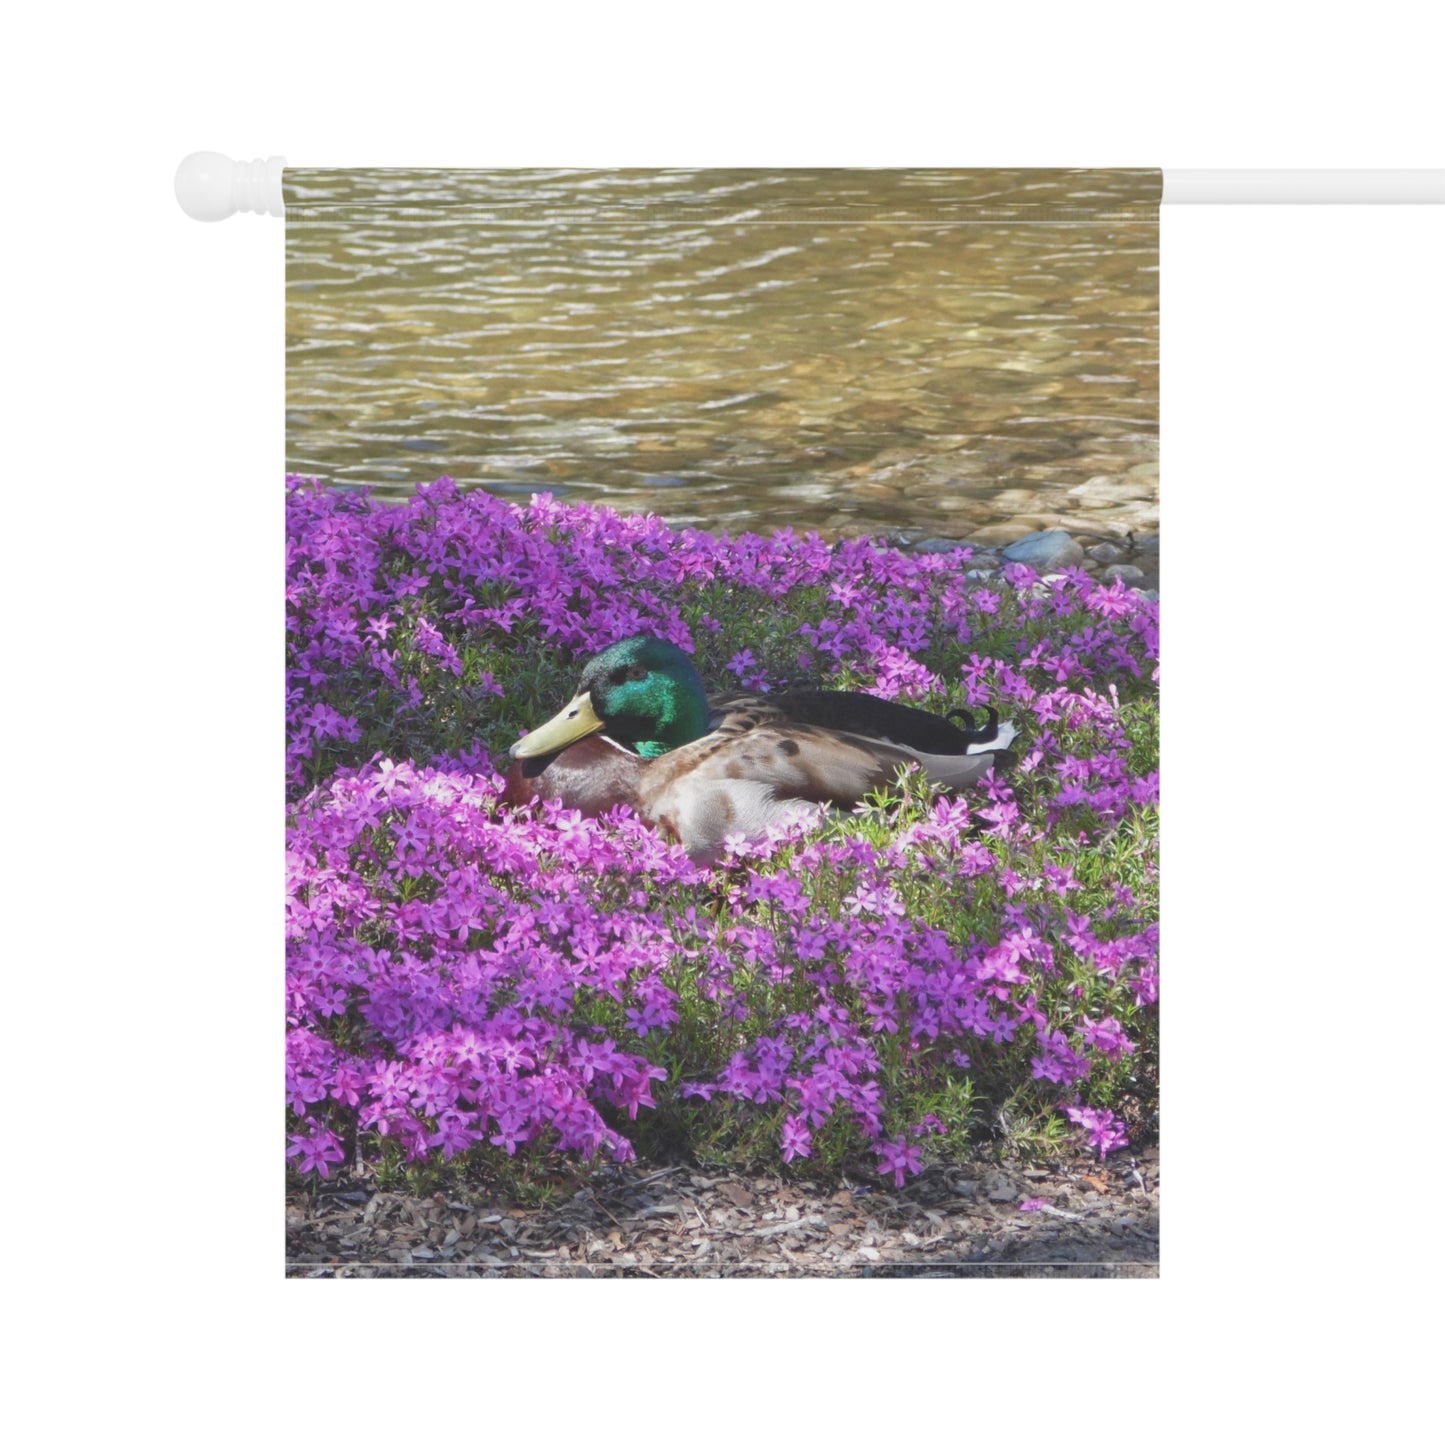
501 735 644 818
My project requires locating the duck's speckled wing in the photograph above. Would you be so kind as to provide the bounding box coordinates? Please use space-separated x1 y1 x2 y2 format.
638 719 1010 862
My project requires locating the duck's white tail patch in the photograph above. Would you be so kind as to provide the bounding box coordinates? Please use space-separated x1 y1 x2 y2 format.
967 719 1017 754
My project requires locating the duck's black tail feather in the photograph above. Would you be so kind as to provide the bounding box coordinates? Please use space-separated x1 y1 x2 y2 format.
771 690 1007 756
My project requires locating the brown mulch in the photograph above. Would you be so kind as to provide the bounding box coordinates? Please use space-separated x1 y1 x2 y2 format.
285 1145 1158 1278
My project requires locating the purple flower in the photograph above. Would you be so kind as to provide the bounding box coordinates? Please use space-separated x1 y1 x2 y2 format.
286 1125 345 1179
1064 1104 1129 1156
780 1116 812 1162
877 1136 924 1188
285 482 1158 1182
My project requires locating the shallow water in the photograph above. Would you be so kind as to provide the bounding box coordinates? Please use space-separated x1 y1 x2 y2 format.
286 169 1158 541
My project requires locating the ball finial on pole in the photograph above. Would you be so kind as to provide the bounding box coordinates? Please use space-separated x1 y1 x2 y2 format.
174 152 286 221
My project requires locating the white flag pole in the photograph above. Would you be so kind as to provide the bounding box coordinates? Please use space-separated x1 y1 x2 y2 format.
174 156 1444 220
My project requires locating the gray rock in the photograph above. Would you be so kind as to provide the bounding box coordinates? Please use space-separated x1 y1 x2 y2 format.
1000 529 1084 571
986 1175 1019 1203
1104 564 1147 587
912 537 971 554
1087 541 1128 565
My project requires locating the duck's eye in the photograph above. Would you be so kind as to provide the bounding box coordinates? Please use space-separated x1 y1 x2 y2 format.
625 664 648 682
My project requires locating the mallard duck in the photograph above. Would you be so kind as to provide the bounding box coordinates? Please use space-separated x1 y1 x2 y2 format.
502 635 1015 862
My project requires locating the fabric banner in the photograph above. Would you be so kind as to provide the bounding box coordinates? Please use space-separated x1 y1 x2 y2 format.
285 170 1160 1276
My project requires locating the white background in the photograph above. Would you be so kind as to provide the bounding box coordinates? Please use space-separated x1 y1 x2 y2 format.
8 1 1440 1437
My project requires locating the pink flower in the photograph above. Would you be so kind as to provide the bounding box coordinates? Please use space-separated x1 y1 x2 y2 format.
877 1137 924 1187
780 1116 812 1163
285 483 1158 1183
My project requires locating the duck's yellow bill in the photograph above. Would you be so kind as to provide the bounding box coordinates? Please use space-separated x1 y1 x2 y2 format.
509 691 606 759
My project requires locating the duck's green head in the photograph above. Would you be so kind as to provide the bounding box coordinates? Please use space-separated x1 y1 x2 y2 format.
510 636 709 760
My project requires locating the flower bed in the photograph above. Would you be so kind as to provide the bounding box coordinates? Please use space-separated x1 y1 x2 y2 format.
286 477 1159 1187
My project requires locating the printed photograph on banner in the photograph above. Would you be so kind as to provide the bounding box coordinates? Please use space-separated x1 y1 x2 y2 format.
285 169 1159 1277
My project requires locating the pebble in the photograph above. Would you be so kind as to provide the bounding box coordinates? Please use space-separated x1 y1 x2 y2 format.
855 515 1160 591
848 481 904 502
1103 564 1147 587
989 487 1048 511
1068 474 1156 505
1007 513 1076 535
987 1176 1019 1204
1000 529 1084 570
1083 502 1160 533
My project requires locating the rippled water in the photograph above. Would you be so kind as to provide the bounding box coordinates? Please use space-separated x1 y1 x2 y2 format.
286 169 1158 541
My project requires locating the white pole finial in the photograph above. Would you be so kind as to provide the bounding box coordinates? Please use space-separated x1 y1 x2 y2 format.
174 152 286 221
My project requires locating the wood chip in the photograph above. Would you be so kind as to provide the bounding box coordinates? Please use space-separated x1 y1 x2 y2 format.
289 1150 1159 1276
754 1215 824 1238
